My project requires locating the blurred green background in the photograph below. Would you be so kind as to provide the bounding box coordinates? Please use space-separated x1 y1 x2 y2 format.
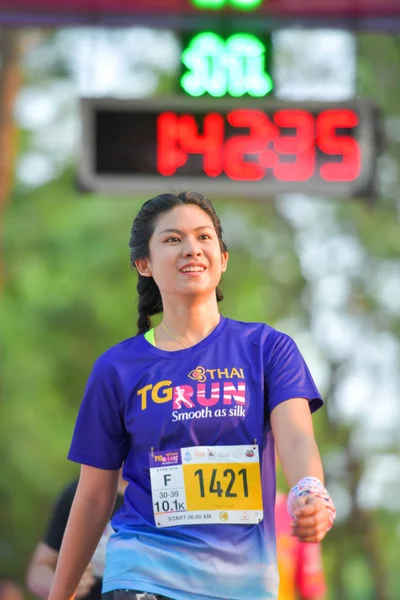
1 25 400 600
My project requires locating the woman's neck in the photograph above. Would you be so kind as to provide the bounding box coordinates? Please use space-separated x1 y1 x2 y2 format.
156 296 221 349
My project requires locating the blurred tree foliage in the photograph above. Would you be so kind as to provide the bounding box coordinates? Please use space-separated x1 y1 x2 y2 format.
1 28 400 600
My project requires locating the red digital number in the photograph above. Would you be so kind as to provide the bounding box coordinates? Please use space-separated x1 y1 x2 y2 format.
272 110 315 181
179 113 224 177
157 108 362 185
157 112 188 176
317 109 361 181
223 109 279 181
157 112 224 177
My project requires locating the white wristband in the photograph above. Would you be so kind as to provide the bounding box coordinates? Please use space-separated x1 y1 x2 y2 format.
287 476 336 530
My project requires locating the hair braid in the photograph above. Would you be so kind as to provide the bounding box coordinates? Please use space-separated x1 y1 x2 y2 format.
136 275 163 335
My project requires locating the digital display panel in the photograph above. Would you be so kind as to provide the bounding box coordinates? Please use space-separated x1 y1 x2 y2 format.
79 98 381 198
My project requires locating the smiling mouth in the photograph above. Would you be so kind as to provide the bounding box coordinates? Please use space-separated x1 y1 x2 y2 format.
180 266 206 273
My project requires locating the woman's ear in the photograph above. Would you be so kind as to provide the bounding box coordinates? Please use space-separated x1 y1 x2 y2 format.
220 251 229 273
135 258 152 277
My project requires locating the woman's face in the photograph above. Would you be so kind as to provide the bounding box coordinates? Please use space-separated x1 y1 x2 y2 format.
136 204 228 302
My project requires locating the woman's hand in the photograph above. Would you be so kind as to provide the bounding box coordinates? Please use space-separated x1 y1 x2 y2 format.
290 496 331 543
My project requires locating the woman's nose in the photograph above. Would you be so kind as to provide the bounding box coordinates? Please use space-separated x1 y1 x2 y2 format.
182 238 202 256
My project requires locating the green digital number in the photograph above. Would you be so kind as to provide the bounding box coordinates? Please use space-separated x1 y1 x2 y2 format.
193 0 264 10
181 32 273 98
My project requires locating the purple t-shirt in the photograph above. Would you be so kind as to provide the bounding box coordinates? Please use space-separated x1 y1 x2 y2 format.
68 316 322 600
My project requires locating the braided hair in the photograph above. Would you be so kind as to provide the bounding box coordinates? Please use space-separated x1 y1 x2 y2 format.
129 191 227 335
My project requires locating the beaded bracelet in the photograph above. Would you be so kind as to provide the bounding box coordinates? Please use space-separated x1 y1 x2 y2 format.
287 476 336 530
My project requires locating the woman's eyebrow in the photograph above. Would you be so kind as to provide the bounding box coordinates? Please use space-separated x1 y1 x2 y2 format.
158 226 213 235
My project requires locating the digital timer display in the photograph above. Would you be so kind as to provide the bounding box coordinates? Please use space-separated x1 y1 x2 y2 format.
79 98 381 197
154 108 360 182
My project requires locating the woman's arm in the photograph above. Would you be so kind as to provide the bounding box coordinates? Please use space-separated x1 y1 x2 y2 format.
271 397 323 486
48 465 119 600
271 398 332 543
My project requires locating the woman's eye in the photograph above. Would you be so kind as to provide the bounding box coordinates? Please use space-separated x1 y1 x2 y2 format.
199 234 211 240
165 236 180 243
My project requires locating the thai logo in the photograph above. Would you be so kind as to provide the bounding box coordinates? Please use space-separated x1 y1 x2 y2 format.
188 366 207 382
219 511 229 522
184 451 192 461
208 449 216 458
245 449 255 458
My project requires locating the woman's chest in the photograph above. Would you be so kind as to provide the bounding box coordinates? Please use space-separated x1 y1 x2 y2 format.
123 347 267 448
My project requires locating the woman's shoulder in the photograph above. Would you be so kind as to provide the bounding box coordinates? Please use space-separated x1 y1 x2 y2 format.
91 335 144 373
225 317 296 355
225 317 289 340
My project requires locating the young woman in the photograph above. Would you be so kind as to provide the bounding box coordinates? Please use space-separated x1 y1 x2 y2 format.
49 191 335 600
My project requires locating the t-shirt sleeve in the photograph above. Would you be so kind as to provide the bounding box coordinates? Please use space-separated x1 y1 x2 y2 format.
68 355 129 470
295 542 327 599
43 482 77 551
265 332 323 414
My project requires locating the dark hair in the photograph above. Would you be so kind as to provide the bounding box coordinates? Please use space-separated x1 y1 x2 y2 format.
129 191 228 335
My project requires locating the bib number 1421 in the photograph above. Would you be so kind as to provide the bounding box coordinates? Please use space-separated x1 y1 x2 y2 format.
184 462 261 511
194 467 249 498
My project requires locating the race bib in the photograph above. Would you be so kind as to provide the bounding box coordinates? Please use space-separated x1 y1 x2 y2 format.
149 444 263 527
